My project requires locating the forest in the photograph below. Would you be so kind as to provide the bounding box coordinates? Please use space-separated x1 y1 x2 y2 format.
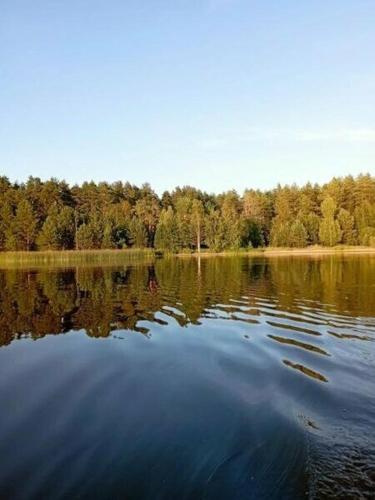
0 173 374 252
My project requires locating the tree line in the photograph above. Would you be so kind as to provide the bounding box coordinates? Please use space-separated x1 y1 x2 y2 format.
0 173 374 252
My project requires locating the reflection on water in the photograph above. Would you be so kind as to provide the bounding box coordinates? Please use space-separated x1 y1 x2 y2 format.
0 256 374 499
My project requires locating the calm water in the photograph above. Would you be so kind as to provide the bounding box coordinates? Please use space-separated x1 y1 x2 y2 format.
0 256 374 499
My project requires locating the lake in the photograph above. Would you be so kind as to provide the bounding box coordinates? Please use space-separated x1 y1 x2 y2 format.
0 255 374 499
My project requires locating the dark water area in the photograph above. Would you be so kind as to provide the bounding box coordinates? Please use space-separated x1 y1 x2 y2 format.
0 256 374 499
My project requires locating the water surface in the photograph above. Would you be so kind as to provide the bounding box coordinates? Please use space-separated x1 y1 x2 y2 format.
0 256 374 499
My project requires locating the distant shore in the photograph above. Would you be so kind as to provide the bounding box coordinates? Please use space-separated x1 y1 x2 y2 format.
262 246 375 256
176 246 375 257
0 246 374 267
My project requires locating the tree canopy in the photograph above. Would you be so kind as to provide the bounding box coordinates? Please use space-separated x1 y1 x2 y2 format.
0 174 374 252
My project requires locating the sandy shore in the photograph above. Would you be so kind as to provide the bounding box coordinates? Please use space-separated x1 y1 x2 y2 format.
176 246 375 257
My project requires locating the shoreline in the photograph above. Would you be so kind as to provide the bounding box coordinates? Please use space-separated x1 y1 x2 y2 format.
0 246 374 267
177 246 375 257
0 249 154 268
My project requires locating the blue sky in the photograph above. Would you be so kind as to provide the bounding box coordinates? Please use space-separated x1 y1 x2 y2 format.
1 0 374 193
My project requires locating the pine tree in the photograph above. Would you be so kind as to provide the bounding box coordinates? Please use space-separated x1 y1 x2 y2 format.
337 208 356 245
37 214 58 249
0 203 14 250
14 200 38 250
37 205 75 250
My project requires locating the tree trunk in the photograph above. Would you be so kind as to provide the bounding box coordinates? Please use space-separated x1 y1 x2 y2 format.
74 210 79 250
197 220 201 253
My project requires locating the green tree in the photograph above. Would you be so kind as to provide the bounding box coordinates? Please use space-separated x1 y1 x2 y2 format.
37 205 75 250
14 200 38 250
337 208 356 245
37 212 58 250
358 226 375 246
205 209 227 251
0 203 14 250
319 197 342 246
354 201 375 245
101 222 116 249
301 212 320 245
191 199 205 252
103 201 132 248
270 186 298 247
219 191 242 249
155 207 179 252
76 223 96 249
241 219 264 248
289 219 308 247
243 189 272 244
135 185 160 246
128 217 148 248
175 197 193 249
270 221 291 247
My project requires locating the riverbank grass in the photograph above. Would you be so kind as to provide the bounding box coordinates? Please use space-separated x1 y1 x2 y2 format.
0 248 155 266
0 245 374 267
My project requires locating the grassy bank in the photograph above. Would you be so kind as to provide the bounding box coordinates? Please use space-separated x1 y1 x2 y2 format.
0 246 374 268
0 248 155 268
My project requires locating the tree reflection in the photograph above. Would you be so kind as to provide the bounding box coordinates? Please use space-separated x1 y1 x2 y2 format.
0 256 374 347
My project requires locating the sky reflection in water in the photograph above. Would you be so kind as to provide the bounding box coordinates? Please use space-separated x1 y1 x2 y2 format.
0 256 374 499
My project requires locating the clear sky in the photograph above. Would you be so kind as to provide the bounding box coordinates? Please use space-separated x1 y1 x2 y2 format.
1 0 374 194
